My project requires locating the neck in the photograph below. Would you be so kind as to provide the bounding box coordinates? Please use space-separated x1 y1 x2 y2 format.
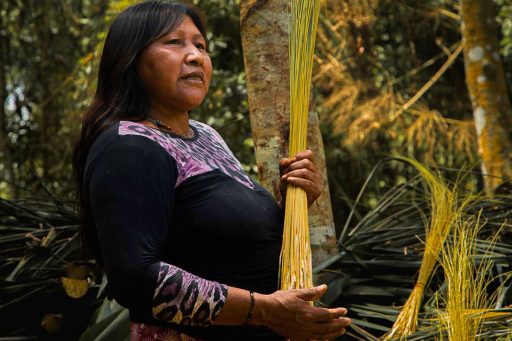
146 106 190 134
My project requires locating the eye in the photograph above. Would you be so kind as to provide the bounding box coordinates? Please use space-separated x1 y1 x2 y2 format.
165 38 182 45
194 42 206 50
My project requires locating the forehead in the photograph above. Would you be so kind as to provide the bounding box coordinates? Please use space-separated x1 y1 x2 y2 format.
165 16 204 38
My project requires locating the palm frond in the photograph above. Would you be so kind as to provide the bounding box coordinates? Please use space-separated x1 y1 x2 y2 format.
318 160 512 339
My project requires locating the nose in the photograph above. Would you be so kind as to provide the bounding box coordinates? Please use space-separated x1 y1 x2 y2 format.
185 44 204 66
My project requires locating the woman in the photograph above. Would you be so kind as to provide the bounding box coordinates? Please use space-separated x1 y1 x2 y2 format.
73 1 351 340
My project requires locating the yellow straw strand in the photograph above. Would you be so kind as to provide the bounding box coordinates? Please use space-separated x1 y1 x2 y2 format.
384 158 460 339
279 0 321 291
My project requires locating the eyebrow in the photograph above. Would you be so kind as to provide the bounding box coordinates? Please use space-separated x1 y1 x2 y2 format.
168 30 205 40
192 33 205 40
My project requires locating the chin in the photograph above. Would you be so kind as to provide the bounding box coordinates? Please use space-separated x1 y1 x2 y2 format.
180 95 207 110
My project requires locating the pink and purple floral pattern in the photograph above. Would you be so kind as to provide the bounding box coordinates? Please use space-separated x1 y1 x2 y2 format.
119 120 254 189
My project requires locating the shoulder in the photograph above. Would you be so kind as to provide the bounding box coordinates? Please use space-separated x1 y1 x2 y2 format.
189 120 229 149
190 120 221 138
189 119 210 131
86 122 177 176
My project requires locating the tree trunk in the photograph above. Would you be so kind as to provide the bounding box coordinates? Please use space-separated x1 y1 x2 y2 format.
240 0 338 266
0 9 17 198
461 0 512 193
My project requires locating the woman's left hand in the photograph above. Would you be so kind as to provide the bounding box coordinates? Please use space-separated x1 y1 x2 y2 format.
279 150 323 208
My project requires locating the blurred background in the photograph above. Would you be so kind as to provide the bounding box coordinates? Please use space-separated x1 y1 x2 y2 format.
1 0 511 339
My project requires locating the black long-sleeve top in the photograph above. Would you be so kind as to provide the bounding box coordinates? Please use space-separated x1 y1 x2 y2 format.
85 120 284 340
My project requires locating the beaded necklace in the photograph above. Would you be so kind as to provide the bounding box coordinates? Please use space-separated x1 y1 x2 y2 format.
146 117 194 138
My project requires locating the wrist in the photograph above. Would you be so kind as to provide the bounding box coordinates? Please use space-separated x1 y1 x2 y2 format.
249 292 271 326
243 291 255 325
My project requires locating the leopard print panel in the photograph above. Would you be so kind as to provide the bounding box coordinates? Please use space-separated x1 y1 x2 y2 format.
118 120 255 190
130 322 204 341
152 262 228 326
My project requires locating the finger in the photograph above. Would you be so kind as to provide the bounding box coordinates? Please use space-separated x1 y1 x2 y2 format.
306 307 348 324
279 157 295 168
283 169 318 183
286 177 317 194
283 167 322 190
329 308 348 318
330 317 351 327
286 175 321 189
286 177 322 205
279 157 296 174
295 150 315 162
311 307 348 322
282 158 316 174
295 285 327 301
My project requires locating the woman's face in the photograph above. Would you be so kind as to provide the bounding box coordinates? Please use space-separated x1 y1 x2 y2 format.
136 15 212 114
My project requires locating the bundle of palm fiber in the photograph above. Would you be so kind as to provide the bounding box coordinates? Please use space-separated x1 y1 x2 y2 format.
384 158 461 339
435 212 503 340
322 160 512 340
279 0 321 290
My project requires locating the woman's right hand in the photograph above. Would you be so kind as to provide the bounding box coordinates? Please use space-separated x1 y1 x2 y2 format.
251 285 351 340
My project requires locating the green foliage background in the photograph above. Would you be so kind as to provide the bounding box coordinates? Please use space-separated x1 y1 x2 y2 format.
1 0 512 338
2 0 512 204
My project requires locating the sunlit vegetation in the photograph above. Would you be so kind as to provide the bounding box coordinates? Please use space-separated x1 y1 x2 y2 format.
1 0 511 339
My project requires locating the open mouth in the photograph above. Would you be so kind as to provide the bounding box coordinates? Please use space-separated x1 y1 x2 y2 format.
181 72 204 82
182 76 202 82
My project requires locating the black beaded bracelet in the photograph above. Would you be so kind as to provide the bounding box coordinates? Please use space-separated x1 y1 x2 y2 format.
244 291 255 326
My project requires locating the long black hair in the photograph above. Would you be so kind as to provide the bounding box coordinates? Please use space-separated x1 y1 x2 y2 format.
73 0 207 263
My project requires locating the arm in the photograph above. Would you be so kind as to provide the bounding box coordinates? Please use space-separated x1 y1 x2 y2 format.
214 285 350 340
88 136 226 326
88 136 349 339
